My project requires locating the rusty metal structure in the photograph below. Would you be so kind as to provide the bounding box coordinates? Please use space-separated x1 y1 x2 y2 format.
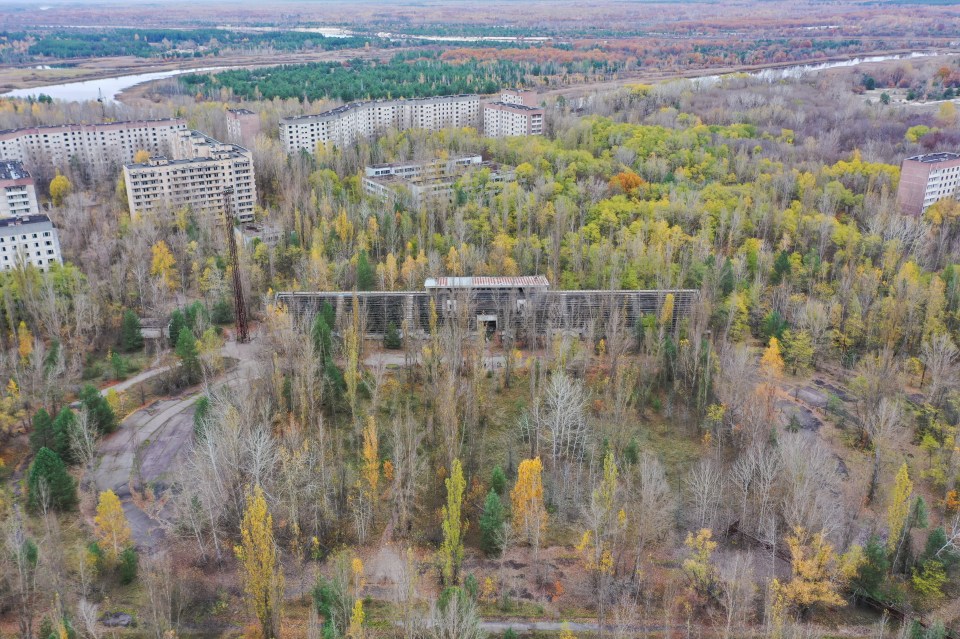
275 277 697 340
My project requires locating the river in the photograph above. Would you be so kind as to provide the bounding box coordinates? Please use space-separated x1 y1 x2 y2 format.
1 66 228 103
0 50 943 104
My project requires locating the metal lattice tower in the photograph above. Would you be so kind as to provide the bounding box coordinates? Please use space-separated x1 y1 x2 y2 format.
223 188 249 343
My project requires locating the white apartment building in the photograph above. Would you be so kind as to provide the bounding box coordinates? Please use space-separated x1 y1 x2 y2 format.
0 119 187 169
0 215 63 272
123 130 257 222
362 155 514 208
280 95 481 153
0 160 40 218
897 152 960 216
499 89 540 108
483 101 545 138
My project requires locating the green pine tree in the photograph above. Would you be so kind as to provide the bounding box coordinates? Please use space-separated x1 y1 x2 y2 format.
175 327 202 385
28 447 77 511
29 408 54 455
120 309 144 352
479 489 506 557
79 384 117 435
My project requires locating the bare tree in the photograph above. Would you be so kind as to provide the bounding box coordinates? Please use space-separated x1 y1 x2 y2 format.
921 333 959 407
685 457 725 531
866 398 901 504
715 552 756 639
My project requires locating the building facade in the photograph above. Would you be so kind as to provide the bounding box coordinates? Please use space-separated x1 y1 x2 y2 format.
362 155 513 208
483 101 544 138
226 109 261 147
499 88 540 108
0 215 63 271
123 130 257 222
280 95 481 153
0 160 40 218
897 152 960 216
0 119 187 170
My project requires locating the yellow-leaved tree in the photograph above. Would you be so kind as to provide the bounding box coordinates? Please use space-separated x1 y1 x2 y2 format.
16 321 32 362
659 293 675 328
761 337 785 378
511 457 547 563
235 485 284 639
49 172 71 206
133 149 151 163
150 240 178 291
439 458 465 585
682 528 717 595
773 527 858 618
94 489 131 562
347 599 365 639
886 463 913 553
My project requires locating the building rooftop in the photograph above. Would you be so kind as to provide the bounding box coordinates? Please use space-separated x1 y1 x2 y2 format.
486 101 544 112
0 160 30 181
907 152 960 164
0 214 53 229
425 275 550 289
228 108 256 115
0 118 185 137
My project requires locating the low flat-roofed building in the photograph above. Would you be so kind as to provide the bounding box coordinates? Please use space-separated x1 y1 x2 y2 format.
235 222 282 249
0 214 62 271
362 155 513 208
0 160 40 218
897 152 960 216
499 88 540 108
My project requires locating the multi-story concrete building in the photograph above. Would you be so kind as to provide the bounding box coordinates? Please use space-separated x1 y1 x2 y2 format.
0 215 62 271
226 109 261 147
897 152 960 216
362 155 513 208
0 160 40 218
0 119 187 170
280 95 481 153
499 88 540 108
123 130 257 222
483 101 545 138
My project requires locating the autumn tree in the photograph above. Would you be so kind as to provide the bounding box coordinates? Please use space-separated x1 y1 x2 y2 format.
682 528 717 596
439 459 466 585
94 489 131 562
49 172 71 206
236 485 284 639
760 337 784 378
887 463 913 554
511 457 547 564
133 149 151 163
773 527 859 618
151 240 178 291
577 451 625 635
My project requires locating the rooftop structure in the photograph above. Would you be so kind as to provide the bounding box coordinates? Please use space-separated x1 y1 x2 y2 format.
0 214 62 272
425 275 550 289
235 222 282 249
897 152 960 216
280 94 481 153
0 160 40 218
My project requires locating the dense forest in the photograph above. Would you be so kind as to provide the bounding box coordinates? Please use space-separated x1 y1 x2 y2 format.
2 50 960 639
24 28 379 59
180 52 522 102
